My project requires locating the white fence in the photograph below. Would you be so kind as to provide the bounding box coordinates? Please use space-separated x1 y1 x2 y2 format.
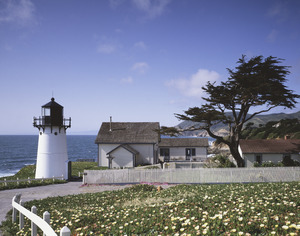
0 176 64 187
83 167 300 184
12 194 70 236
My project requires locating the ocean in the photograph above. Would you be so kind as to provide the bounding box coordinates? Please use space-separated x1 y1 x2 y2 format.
0 135 97 178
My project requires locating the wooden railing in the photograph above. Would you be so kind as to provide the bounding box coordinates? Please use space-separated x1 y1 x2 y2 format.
12 194 71 236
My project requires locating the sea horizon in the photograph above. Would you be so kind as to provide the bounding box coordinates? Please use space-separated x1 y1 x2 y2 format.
0 135 97 178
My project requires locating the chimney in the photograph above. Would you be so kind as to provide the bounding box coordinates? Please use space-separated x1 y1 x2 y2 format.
284 135 290 140
109 116 112 132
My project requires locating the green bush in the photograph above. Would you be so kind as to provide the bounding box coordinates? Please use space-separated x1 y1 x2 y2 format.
0 165 66 191
71 161 107 178
210 155 236 168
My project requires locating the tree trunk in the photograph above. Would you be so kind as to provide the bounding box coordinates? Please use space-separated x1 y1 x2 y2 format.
228 144 245 167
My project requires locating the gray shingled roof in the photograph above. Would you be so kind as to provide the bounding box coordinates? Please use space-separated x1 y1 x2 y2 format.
159 138 209 147
239 139 300 154
95 122 160 144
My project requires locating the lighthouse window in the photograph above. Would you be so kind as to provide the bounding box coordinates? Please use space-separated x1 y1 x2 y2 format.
43 108 50 116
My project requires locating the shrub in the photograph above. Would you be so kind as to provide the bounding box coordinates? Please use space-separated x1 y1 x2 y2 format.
210 154 236 168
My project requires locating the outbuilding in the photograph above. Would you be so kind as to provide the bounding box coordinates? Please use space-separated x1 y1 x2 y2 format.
238 139 300 167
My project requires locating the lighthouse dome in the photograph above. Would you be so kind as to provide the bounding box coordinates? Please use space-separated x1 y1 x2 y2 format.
41 97 64 126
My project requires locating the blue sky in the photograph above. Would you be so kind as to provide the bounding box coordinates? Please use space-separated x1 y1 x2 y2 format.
0 0 300 135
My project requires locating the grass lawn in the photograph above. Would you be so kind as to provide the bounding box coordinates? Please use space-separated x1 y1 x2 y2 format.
0 162 106 191
1 182 299 235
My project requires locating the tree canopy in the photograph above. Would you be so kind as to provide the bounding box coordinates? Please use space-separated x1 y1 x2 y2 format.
160 55 300 167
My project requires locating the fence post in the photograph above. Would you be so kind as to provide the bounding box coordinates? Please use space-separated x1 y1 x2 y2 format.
43 211 50 236
19 200 24 229
17 177 19 186
60 226 71 236
12 196 17 222
12 194 21 223
78 172 81 178
28 177 31 184
53 176 55 182
4 178 7 186
31 206 37 236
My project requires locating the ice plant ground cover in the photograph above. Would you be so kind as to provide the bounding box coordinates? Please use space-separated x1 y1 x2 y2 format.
2 182 299 235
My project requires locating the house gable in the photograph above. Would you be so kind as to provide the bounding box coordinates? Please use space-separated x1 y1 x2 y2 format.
107 144 139 168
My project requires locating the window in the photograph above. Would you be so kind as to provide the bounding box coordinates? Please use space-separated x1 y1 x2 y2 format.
255 154 262 165
160 148 170 156
282 154 293 166
43 108 50 116
186 148 196 160
160 148 170 162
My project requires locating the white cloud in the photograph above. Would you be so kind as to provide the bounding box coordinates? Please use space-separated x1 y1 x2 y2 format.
109 0 125 9
0 0 36 25
166 69 220 99
131 62 149 74
266 29 278 42
131 0 171 18
121 76 133 84
134 41 147 50
267 1 288 22
97 43 116 54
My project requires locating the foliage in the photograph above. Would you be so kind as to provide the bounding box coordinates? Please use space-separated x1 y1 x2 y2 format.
2 182 299 235
242 118 300 139
254 160 299 167
0 165 66 191
160 55 300 167
209 155 236 168
71 162 107 178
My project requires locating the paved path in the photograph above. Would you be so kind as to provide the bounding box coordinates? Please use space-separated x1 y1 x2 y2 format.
0 182 132 227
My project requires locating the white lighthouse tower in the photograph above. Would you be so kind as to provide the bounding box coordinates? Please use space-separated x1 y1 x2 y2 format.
33 97 71 179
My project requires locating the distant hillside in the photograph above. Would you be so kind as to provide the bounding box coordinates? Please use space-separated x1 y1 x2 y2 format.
176 111 300 137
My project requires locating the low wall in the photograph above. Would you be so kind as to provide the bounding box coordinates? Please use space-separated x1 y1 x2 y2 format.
83 167 300 184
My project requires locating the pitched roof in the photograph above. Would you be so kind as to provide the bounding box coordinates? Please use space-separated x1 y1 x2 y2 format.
239 139 300 154
107 144 139 155
95 122 160 144
159 138 209 147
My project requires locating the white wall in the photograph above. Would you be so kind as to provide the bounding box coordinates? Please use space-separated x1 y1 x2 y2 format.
35 126 68 179
98 143 156 167
98 144 118 167
111 148 133 168
131 144 155 165
242 153 300 167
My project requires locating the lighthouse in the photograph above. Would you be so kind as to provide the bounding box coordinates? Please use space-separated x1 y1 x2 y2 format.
33 98 71 179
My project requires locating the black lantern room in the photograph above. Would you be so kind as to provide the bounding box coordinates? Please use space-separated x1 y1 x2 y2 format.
33 97 71 131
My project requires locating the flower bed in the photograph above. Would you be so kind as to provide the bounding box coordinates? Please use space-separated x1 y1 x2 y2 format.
2 182 299 235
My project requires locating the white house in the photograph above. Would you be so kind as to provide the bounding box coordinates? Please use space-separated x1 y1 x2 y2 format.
95 121 210 168
238 139 300 167
95 122 160 168
158 138 208 162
